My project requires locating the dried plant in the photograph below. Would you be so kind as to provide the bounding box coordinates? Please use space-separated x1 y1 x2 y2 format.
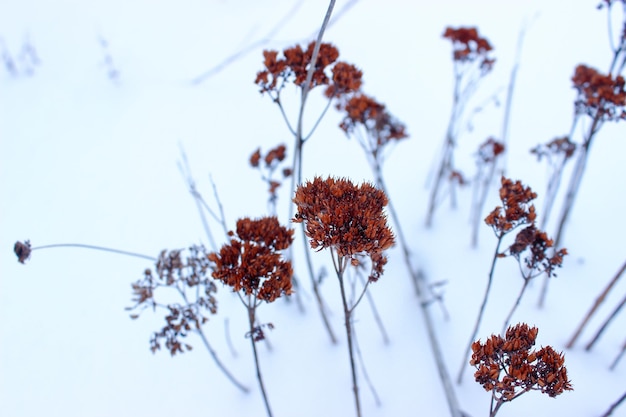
426 26 495 227
255 27 362 344
127 245 249 393
458 177 538 383
471 137 506 247
471 323 572 417
208 216 294 417
249 143 292 215
530 136 577 231
538 1 626 307
499 225 567 333
293 176 394 417
336 87 462 416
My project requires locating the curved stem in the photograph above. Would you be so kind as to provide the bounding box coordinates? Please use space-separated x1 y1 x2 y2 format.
458 234 504 384
31 243 156 261
196 327 249 393
372 162 461 417
501 277 530 335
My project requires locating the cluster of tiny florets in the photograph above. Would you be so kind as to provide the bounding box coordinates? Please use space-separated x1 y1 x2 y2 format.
293 176 395 282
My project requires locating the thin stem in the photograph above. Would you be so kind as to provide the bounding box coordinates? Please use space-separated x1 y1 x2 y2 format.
538 113 602 308
610 337 626 371
191 0 304 84
355 268 389 344
372 163 461 417
300 225 338 344
303 97 334 141
600 390 626 417
247 305 273 417
209 174 230 239
585 292 626 351
352 325 381 407
176 289 248 393
566 260 626 348
224 317 239 358
501 277 530 335
458 234 504 384
31 243 156 261
178 149 218 251
196 326 250 393
490 396 505 417
334 250 362 417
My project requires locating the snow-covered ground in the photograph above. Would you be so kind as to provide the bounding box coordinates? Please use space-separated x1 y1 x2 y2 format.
1 1 624 416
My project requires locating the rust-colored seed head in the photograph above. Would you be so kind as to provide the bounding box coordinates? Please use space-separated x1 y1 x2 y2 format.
209 216 294 302
572 64 626 121
471 323 572 402
485 177 538 235
293 176 395 282
14 240 32 263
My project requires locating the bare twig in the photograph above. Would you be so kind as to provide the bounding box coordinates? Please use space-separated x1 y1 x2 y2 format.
585 292 626 351
600 390 626 417
566 260 626 348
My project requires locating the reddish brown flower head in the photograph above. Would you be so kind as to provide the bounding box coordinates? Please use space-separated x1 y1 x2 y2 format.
531 136 576 162
339 93 408 154
249 148 261 168
293 176 395 282
325 62 363 98
572 64 626 121
443 26 494 71
485 177 537 235
209 217 293 303
471 323 572 403
14 240 32 263
507 225 567 277
249 144 290 200
476 137 505 164
255 42 341 94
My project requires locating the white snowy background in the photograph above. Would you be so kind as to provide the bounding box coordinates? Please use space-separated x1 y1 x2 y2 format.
1 1 625 416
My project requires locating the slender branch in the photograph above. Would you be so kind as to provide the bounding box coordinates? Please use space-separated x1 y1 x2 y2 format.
501 277 530 335
371 163 462 417
178 148 218 251
566 260 626 348
335 250 362 417
610 336 626 371
191 0 304 85
351 325 381 407
600 390 626 417
458 234 504 384
247 305 273 417
585 292 626 351
196 326 249 393
31 243 156 261
538 113 602 308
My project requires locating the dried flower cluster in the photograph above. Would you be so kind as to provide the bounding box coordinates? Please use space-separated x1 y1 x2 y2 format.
293 176 394 282
443 26 495 72
531 136 577 162
485 177 538 235
127 246 218 355
255 41 361 98
338 93 408 155
572 64 626 121
208 216 293 303
507 225 568 277
476 137 505 164
249 144 292 199
14 240 31 263
471 323 573 407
